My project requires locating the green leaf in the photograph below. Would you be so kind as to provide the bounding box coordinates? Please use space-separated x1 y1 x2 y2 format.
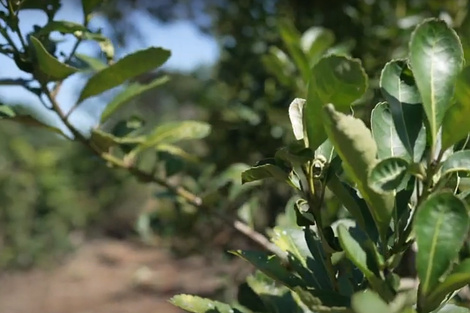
415 192 469 296
368 157 410 193
271 227 310 266
288 98 306 140
371 102 411 161
155 144 199 163
29 36 79 81
301 27 335 66
323 104 394 240
74 53 107 71
409 18 464 145
77 47 171 103
441 151 470 176
170 294 242 313
351 290 391 313
425 259 470 312
82 0 102 19
435 304 470 313
89 128 143 152
305 55 368 150
379 60 424 160
241 163 289 184
442 66 470 150
337 225 374 279
34 20 87 36
230 250 304 289
0 105 65 136
135 121 210 153
100 75 169 123
261 47 296 89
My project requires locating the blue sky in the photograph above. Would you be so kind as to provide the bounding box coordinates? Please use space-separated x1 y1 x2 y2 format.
0 1 219 132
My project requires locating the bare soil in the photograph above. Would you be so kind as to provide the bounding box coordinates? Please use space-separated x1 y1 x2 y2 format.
0 239 245 313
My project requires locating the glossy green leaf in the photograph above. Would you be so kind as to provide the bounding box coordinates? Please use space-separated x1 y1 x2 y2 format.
77 47 171 103
323 104 394 239
0 105 65 137
371 102 410 161
241 163 289 184
338 225 374 279
305 55 368 150
351 290 391 313
170 294 242 313
368 157 409 193
425 259 470 312
288 98 306 140
30 36 79 81
409 18 464 144
100 76 169 123
415 192 469 296
441 151 470 176
379 60 424 160
442 66 470 150
231 250 304 289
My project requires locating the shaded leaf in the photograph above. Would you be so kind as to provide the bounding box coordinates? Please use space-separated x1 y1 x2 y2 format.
409 18 464 144
415 192 469 296
368 157 409 193
100 75 169 123
440 151 470 176
305 55 368 150
323 104 394 240
78 47 171 103
30 36 79 81
379 60 424 160
242 162 289 184
170 294 242 313
442 66 470 150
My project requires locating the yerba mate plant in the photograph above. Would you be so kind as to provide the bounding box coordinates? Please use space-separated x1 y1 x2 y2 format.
172 18 470 313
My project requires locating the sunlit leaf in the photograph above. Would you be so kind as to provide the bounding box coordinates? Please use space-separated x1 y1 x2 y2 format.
368 157 409 193
170 294 242 313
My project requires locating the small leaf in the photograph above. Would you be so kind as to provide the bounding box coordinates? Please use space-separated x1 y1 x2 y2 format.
371 102 411 161
30 36 79 81
230 250 304 289
379 60 424 160
77 47 171 103
441 151 470 176
241 162 289 184
409 18 464 145
351 290 391 313
425 259 470 312
305 55 368 150
0 105 65 136
368 157 409 193
288 98 306 140
170 294 242 313
100 76 169 123
442 66 470 150
323 104 394 240
415 192 469 296
34 20 87 36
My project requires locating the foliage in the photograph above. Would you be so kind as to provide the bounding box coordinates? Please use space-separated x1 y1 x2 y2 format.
170 18 470 313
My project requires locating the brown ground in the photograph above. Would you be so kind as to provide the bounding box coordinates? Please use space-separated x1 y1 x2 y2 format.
0 239 247 313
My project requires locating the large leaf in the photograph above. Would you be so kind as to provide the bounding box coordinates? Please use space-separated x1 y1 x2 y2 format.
425 259 470 312
170 294 242 313
371 102 411 161
288 98 306 140
440 150 470 176
323 104 394 240
29 36 79 81
379 60 424 160
351 290 391 313
368 157 410 193
305 55 368 150
0 105 65 137
409 18 464 145
415 192 469 296
100 76 169 123
77 47 171 103
442 66 470 150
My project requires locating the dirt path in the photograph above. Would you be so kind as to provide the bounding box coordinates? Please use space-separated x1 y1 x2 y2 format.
0 239 241 313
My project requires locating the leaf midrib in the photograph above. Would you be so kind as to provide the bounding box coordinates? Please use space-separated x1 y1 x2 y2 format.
422 211 444 293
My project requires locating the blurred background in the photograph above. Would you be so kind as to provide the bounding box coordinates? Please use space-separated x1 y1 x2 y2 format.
0 0 469 312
